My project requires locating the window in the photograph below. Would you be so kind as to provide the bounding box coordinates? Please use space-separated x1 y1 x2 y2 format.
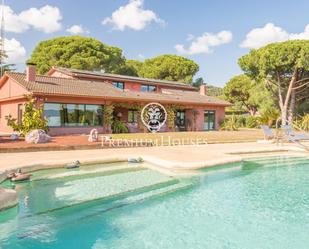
44 103 103 127
176 111 185 128
112 81 124 90
204 110 215 130
128 109 138 123
141 84 156 92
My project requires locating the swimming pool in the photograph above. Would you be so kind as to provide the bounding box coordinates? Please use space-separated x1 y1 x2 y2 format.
0 156 308 249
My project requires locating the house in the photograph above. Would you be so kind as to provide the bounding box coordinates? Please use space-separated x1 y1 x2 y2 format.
0 65 230 136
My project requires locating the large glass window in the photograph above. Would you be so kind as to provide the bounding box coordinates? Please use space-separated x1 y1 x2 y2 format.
112 81 124 90
128 109 138 123
85 105 103 126
44 103 103 127
141 84 157 92
44 103 62 127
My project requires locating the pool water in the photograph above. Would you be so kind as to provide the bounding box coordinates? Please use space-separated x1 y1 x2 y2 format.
0 156 308 249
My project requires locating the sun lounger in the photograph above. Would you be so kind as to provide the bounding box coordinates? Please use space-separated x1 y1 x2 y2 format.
260 125 275 140
281 125 309 141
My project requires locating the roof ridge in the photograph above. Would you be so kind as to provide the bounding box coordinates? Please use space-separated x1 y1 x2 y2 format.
53 66 195 87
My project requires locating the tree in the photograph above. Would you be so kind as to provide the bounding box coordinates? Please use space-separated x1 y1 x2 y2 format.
27 36 127 74
125 59 143 76
138 54 199 83
223 75 259 115
239 40 309 124
192 77 204 88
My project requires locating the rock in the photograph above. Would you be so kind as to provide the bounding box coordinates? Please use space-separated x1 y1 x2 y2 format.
0 187 18 211
25 129 51 144
10 133 19 140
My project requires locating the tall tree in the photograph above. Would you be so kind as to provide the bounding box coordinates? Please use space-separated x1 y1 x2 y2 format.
27 36 127 74
139 54 199 83
239 40 309 124
223 74 259 115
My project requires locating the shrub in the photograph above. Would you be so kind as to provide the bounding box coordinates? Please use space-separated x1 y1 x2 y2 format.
245 115 259 128
220 115 239 131
301 114 309 131
111 120 128 133
258 108 280 127
6 98 48 136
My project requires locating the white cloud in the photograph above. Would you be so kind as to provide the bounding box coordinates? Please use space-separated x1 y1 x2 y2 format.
240 23 309 49
102 0 164 31
0 5 62 33
66 25 86 34
175 30 233 55
4 38 26 63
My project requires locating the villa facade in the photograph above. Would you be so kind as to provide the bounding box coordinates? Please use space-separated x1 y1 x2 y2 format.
0 65 230 135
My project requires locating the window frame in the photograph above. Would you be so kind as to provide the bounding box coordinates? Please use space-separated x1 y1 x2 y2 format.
128 109 138 123
140 84 157 92
112 81 125 90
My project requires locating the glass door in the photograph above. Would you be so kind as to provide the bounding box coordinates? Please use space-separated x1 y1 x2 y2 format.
204 110 215 130
176 111 186 131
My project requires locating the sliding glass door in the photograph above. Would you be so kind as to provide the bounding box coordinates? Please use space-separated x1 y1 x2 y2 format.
204 110 215 130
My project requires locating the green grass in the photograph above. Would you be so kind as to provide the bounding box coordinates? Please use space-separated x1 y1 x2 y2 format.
110 129 264 145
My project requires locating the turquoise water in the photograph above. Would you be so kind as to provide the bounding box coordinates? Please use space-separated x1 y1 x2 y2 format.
0 156 308 249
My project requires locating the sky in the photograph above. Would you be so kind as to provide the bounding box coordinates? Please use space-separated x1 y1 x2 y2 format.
2 0 309 86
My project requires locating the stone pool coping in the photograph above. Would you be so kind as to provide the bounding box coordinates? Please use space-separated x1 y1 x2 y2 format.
0 141 308 211
1 142 308 179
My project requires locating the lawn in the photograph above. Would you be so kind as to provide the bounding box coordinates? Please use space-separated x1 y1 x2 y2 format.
111 128 264 145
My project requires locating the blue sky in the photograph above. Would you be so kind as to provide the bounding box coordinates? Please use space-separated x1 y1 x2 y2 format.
2 0 309 86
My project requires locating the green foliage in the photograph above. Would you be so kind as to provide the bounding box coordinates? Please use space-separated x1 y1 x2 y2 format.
258 108 280 127
112 120 128 133
124 60 143 76
27 36 127 74
103 104 114 126
192 77 204 88
5 98 48 136
165 105 176 129
245 115 259 128
293 114 309 131
138 54 199 83
238 40 309 123
223 74 259 115
220 115 239 131
207 85 223 97
301 114 309 131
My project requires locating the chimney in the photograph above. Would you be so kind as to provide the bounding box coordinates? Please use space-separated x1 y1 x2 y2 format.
26 63 36 82
199 84 207 95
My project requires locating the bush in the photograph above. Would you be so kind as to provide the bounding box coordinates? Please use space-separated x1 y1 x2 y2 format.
111 120 128 133
294 114 309 131
258 108 280 127
6 98 48 136
245 115 259 128
220 115 239 131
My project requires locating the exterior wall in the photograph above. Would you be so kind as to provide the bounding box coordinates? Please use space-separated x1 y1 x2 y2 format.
0 78 29 99
0 78 29 133
0 100 26 133
192 106 225 131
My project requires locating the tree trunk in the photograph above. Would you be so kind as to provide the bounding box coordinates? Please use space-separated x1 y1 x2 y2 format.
288 90 296 124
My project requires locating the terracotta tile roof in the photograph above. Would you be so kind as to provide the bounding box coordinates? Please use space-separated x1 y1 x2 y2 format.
6 72 230 106
49 66 196 90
